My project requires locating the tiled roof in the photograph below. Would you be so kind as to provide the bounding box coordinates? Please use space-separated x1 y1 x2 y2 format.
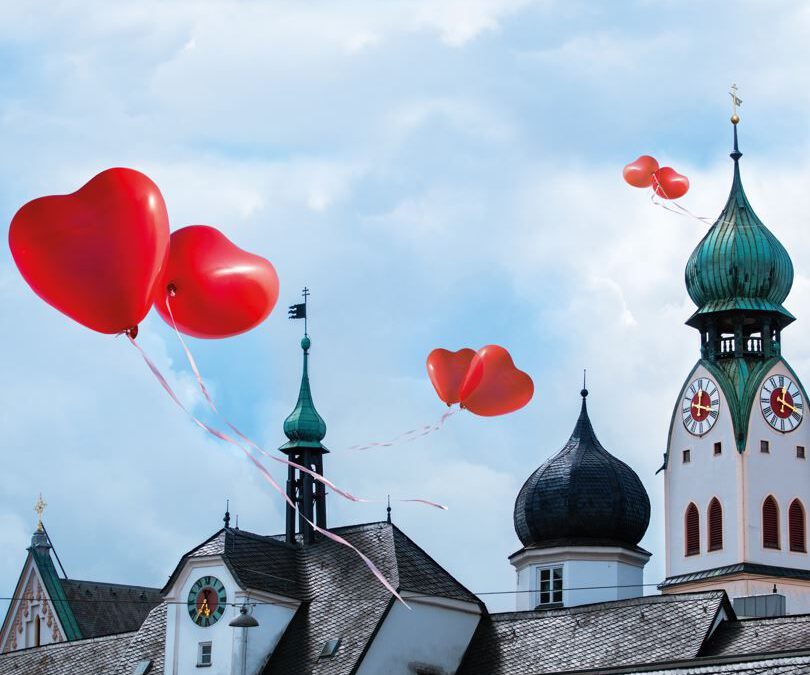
112 603 167 675
592 652 810 674
263 521 480 675
457 591 729 675
0 631 132 675
60 580 162 639
701 613 810 658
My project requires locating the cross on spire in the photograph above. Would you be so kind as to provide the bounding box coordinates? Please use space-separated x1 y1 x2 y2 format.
729 83 742 123
34 493 47 532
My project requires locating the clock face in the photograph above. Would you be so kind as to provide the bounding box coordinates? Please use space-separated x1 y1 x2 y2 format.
187 576 227 627
681 377 720 436
761 375 803 433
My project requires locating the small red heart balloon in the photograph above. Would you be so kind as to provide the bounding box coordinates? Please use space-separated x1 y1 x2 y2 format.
426 348 478 406
459 345 534 417
155 225 279 339
8 168 170 334
623 155 660 188
652 167 690 200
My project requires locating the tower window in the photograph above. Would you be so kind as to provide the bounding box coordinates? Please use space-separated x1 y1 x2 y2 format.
536 566 563 606
790 499 806 553
685 503 700 556
682 449 691 464
714 442 722 455
763 496 780 549
708 498 723 551
798 446 806 459
197 642 212 667
761 440 770 454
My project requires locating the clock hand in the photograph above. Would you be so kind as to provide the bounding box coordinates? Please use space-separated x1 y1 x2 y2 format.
776 391 798 414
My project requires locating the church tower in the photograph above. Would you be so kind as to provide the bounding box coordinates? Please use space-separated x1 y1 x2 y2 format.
661 115 810 614
511 388 651 610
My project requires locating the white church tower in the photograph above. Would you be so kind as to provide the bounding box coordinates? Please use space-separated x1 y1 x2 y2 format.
511 388 651 610
661 114 810 615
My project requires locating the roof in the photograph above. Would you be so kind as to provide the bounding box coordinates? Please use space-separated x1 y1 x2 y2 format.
513 390 650 549
262 521 481 675
660 562 810 589
60 579 162 639
457 591 731 675
701 613 810 658
684 124 794 329
582 652 810 674
0 603 167 675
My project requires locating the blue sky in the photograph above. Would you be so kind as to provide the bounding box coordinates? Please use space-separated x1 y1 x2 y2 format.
2 1 810 614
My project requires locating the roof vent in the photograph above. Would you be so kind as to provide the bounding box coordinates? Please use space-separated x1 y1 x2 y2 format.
320 638 341 658
132 660 152 675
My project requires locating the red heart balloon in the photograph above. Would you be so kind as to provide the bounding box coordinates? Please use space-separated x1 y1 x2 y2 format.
652 167 690 200
426 348 478 406
460 345 534 417
623 155 659 188
155 225 279 339
8 168 170 334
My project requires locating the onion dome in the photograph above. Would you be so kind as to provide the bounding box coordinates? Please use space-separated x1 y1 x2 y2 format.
514 389 650 548
684 122 794 330
279 336 328 453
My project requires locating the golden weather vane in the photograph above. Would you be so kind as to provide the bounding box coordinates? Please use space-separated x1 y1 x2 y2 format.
730 83 742 124
34 493 47 532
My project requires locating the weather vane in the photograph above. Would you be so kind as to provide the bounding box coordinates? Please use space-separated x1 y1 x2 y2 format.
34 493 47 532
288 287 310 337
729 83 742 124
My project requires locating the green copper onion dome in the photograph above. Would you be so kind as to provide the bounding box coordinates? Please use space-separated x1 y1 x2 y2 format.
280 336 327 452
684 124 794 329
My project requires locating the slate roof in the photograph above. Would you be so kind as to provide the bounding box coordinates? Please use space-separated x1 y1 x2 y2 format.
60 579 162 639
514 391 651 549
0 631 133 674
588 652 810 674
701 613 810 658
262 521 481 675
457 591 730 675
112 603 167 675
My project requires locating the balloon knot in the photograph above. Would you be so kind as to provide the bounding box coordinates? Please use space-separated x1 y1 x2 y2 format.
124 325 139 339
167 283 177 298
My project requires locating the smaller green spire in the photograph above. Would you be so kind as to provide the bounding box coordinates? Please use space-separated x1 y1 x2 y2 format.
280 336 328 453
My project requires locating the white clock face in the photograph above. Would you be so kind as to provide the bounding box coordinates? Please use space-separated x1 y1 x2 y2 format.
681 377 720 436
761 375 803 433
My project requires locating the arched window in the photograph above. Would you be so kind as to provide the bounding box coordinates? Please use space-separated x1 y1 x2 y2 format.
789 499 806 553
685 503 700 556
763 496 780 549
708 498 723 551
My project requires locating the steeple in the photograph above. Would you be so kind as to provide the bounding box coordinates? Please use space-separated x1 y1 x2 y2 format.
684 116 794 361
281 290 328 545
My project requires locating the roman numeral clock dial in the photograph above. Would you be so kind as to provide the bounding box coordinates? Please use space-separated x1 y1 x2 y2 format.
761 375 803 433
187 576 227 627
681 377 720 436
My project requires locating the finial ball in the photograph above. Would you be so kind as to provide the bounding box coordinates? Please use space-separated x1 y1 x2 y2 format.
301 336 311 351
581 388 589 398
731 114 740 125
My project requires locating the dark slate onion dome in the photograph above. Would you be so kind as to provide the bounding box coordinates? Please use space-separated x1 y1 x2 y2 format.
514 389 650 548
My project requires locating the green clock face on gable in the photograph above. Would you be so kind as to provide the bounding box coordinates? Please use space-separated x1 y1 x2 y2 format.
187 576 227 627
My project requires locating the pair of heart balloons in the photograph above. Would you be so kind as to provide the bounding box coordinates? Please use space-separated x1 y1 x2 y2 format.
426 346 534 417
623 155 690 200
8 168 279 339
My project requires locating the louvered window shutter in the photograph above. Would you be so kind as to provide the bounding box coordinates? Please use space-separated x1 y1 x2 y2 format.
708 499 723 551
685 503 700 556
790 500 806 553
763 497 780 549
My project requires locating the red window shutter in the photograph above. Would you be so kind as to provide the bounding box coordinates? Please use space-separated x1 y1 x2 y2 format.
790 500 806 553
708 499 723 551
763 496 780 549
686 503 700 556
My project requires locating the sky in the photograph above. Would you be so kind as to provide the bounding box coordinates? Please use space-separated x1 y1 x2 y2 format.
2 0 810 615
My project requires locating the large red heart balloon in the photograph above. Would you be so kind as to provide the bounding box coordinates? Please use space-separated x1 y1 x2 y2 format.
8 168 170 334
426 348 478 406
459 345 534 417
623 155 659 188
652 167 690 200
155 225 279 339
